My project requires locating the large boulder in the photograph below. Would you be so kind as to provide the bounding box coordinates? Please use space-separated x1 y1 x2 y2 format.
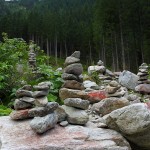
0 116 131 150
104 103 150 149
92 97 129 116
119 70 139 90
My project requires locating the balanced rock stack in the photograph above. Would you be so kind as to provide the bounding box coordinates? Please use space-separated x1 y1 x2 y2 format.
105 80 127 97
88 60 106 75
10 85 34 120
137 63 149 84
29 82 58 134
59 51 89 125
29 43 36 71
10 82 59 134
91 80 129 116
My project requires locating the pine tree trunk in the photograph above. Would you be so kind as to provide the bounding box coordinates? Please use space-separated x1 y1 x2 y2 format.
114 32 119 71
119 8 125 70
55 34 58 65
102 35 106 65
46 38 49 64
65 40 68 57
89 40 92 64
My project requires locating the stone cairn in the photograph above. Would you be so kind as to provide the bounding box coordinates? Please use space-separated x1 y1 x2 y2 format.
29 43 36 71
59 51 89 125
105 80 127 97
10 82 59 134
137 63 150 84
97 60 115 84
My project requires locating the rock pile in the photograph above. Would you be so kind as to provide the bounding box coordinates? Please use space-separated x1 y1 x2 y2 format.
105 80 127 97
29 43 36 71
137 63 149 84
10 82 59 134
30 82 58 133
59 51 89 125
10 85 34 120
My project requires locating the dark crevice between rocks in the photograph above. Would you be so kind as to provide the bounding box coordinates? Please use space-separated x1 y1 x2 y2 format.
129 141 149 150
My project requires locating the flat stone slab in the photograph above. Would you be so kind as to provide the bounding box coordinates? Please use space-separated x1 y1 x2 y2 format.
0 116 131 150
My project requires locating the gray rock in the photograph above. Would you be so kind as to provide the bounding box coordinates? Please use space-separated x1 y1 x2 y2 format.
16 90 33 98
106 69 115 77
30 113 58 134
14 99 33 110
83 80 98 88
61 73 78 81
34 96 48 107
88 65 106 75
62 105 89 125
59 88 88 100
104 103 150 149
33 85 49 90
64 56 80 66
92 97 129 116
105 85 120 94
19 97 35 104
64 63 83 76
0 116 131 150
45 102 59 113
107 87 128 98
70 51 80 58
38 81 53 88
97 60 104 66
119 70 139 90
62 80 85 90
135 84 150 94
21 85 32 91
109 81 120 87
59 121 68 127
32 90 49 98
64 98 89 110
54 106 67 122
28 107 47 117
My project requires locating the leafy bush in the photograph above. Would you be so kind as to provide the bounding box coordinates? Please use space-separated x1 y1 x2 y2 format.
0 33 63 107
0 105 12 116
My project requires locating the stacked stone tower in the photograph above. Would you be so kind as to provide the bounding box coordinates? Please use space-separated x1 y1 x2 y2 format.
10 82 59 134
137 63 150 84
59 51 89 125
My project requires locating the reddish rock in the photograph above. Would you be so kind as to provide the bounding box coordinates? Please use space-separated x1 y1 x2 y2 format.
9 109 32 120
0 116 131 150
87 90 107 103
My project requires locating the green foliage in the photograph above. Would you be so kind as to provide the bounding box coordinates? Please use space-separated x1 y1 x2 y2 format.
0 105 12 116
0 33 29 102
0 33 63 107
90 71 101 85
35 65 63 104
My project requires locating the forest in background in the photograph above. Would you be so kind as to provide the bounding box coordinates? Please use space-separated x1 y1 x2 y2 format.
0 0 149 72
